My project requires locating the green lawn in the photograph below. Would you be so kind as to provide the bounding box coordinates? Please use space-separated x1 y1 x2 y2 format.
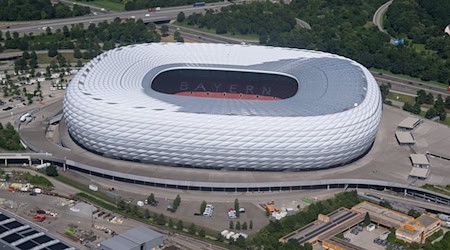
387 92 416 104
37 52 81 65
77 0 124 12
412 43 435 55
371 68 448 89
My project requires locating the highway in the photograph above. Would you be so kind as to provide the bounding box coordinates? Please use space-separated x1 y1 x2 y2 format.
0 2 232 35
373 0 393 34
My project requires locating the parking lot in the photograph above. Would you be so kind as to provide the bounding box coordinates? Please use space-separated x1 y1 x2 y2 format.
0 189 141 249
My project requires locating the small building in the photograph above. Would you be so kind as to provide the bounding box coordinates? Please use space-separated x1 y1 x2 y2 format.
398 117 422 130
395 131 415 145
410 154 430 168
396 214 441 244
408 167 430 180
100 226 164 250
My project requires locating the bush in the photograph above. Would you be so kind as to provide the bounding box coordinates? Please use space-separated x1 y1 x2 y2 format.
45 165 58 177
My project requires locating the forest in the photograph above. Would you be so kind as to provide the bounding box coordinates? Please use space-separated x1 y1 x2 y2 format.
0 0 91 21
182 1 450 85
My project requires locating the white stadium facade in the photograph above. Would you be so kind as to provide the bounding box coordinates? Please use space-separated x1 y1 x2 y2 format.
64 43 382 171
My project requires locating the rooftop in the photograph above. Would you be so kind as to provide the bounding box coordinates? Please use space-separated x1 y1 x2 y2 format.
395 131 415 144
410 154 429 166
409 167 430 178
398 117 422 129
120 226 163 245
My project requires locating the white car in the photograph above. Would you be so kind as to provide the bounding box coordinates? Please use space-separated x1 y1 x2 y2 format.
145 14 150 17
130 16 136 19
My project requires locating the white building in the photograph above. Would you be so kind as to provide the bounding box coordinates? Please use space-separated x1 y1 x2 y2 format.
64 43 382 171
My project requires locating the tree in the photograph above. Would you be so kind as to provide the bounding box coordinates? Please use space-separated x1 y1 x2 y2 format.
236 221 241 230
216 232 224 242
73 47 82 59
76 60 83 67
48 47 58 57
177 12 185 22
188 223 196 235
407 209 421 218
229 221 234 229
242 222 248 230
363 212 371 226
425 93 434 105
156 213 166 225
118 199 126 210
147 193 155 204
143 208 150 219
172 194 181 211
45 165 58 176
200 200 207 214
160 25 169 37
379 201 392 209
425 107 438 119
379 83 390 101
445 96 450 109
174 31 184 42
416 90 427 104
168 218 173 229
176 220 183 230
234 198 240 218
249 220 253 230
198 229 206 238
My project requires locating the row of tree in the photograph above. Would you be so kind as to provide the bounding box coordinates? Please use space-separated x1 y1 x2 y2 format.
1 18 161 53
0 0 91 21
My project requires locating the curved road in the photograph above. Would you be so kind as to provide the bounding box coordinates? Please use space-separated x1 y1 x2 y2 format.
373 0 393 33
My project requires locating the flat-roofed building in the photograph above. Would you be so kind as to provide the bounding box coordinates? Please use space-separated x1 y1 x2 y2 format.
395 131 415 145
279 208 364 244
398 117 422 130
100 226 164 250
408 167 430 180
410 154 430 168
351 201 413 228
396 214 441 244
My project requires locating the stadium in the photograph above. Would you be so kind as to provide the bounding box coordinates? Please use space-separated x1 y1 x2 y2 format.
63 43 382 171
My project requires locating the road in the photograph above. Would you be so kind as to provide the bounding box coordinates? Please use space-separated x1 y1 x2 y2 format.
373 73 449 97
373 0 393 33
0 2 232 35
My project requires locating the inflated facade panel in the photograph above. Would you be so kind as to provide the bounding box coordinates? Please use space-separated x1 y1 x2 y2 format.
64 43 382 170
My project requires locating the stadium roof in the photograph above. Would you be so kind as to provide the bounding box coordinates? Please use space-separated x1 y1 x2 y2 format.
71 43 371 117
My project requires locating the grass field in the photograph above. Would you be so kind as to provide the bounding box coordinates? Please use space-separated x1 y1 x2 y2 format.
37 52 82 65
78 0 124 12
387 92 416 104
371 68 448 89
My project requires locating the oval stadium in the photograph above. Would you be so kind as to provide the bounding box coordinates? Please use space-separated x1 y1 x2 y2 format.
63 43 382 171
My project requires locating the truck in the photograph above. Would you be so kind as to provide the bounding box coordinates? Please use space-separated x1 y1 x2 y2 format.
20 112 31 122
35 163 51 169
193 2 205 7
438 213 450 221
147 7 160 12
